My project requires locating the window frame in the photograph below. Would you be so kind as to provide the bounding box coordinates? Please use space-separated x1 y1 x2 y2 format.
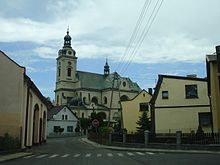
199 112 212 127
139 103 149 112
162 91 169 99
185 84 198 99
67 68 71 77
67 126 73 132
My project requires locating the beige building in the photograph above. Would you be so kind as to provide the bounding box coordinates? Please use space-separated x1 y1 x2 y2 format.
55 30 141 122
206 45 220 132
0 50 48 148
121 90 152 133
151 75 211 133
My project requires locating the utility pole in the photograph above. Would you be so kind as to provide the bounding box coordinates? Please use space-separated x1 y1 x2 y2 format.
108 72 117 126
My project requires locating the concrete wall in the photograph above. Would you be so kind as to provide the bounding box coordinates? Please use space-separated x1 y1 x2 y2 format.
122 90 152 133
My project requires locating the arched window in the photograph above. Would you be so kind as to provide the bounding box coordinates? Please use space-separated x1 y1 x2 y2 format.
83 97 86 104
120 95 129 101
91 97 98 105
58 67 61 77
57 95 59 105
104 96 107 104
67 68 71 77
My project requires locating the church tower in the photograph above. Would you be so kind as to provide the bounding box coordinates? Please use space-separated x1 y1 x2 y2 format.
104 59 110 75
55 29 78 105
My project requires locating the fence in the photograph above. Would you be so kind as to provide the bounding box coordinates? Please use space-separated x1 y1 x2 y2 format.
88 131 220 146
181 132 220 145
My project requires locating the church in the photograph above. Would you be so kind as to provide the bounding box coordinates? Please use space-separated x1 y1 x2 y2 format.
55 30 141 123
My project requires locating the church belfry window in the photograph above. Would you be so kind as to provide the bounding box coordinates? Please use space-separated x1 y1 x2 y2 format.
67 68 71 77
58 67 61 77
104 97 107 104
57 95 59 105
88 93 91 101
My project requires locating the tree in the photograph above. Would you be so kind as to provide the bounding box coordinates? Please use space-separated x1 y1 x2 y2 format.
136 110 150 134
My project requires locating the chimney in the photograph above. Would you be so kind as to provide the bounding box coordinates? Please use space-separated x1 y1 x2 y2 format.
216 45 220 74
187 74 197 78
148 88 153 95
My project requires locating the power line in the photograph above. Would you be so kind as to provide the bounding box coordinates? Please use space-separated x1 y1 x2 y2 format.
115 0 151 72
120 0 164 74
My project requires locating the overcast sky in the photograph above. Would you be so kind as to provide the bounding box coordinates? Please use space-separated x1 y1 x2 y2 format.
0 0 219 99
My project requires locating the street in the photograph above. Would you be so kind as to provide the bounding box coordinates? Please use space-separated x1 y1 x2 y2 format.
2 136 220 165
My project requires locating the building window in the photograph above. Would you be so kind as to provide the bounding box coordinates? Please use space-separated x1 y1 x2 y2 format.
139 103 149 112
162 91 168 99
58 67 61 77
120 95 129 101
57 95 59 105
104 96 107 104
67 68 71 77
83 97 86 104
82 113 84 118
62 115 64 120
123 81 126 87
65 115 68 120
185 84 198 98
199 112 211 127
67 126 73 132
88 93 90 101
91 97 98 105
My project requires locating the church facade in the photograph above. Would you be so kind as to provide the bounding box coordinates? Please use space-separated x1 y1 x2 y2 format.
55 30 141 122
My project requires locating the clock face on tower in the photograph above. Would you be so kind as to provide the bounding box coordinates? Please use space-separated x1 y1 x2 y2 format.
68 50 72 55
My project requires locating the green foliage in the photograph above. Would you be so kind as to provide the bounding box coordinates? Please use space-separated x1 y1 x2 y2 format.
0 133 20 151
113 120 122 132
136 110 151 134
96 112 107 120
98 126 114 136
91 112 107 128
80 118 91 129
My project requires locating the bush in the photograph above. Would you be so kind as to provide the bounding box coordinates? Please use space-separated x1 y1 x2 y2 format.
0 133 20 151
98 126 114 136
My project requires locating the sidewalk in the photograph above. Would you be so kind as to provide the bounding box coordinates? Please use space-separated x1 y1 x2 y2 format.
0 152 32 163
81 137 220 154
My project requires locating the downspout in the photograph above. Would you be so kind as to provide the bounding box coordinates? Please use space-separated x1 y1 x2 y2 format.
209 95 214 135
24 84 30 147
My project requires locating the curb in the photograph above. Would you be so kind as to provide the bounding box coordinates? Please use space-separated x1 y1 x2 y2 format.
81 138 220 154
0 152 32 163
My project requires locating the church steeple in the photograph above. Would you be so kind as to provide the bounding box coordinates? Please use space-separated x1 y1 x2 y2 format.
104 59 110 75
63 28 72 48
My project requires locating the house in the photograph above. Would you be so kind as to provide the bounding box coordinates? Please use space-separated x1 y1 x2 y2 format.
47 105 78 137
150 75 211 133
206 45 220 133
0 50 48 148
54 30 141 123
121 90 152 133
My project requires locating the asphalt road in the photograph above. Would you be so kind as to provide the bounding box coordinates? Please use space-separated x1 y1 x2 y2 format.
2 136 220 165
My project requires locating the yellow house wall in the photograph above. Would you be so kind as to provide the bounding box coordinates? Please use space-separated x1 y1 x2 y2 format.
209 62 220 132
155 77 210 133
156 78 209 107
155 107 211 133
0 52 25 138
26 89 48 147
0 52 47 148
122 91 152 133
